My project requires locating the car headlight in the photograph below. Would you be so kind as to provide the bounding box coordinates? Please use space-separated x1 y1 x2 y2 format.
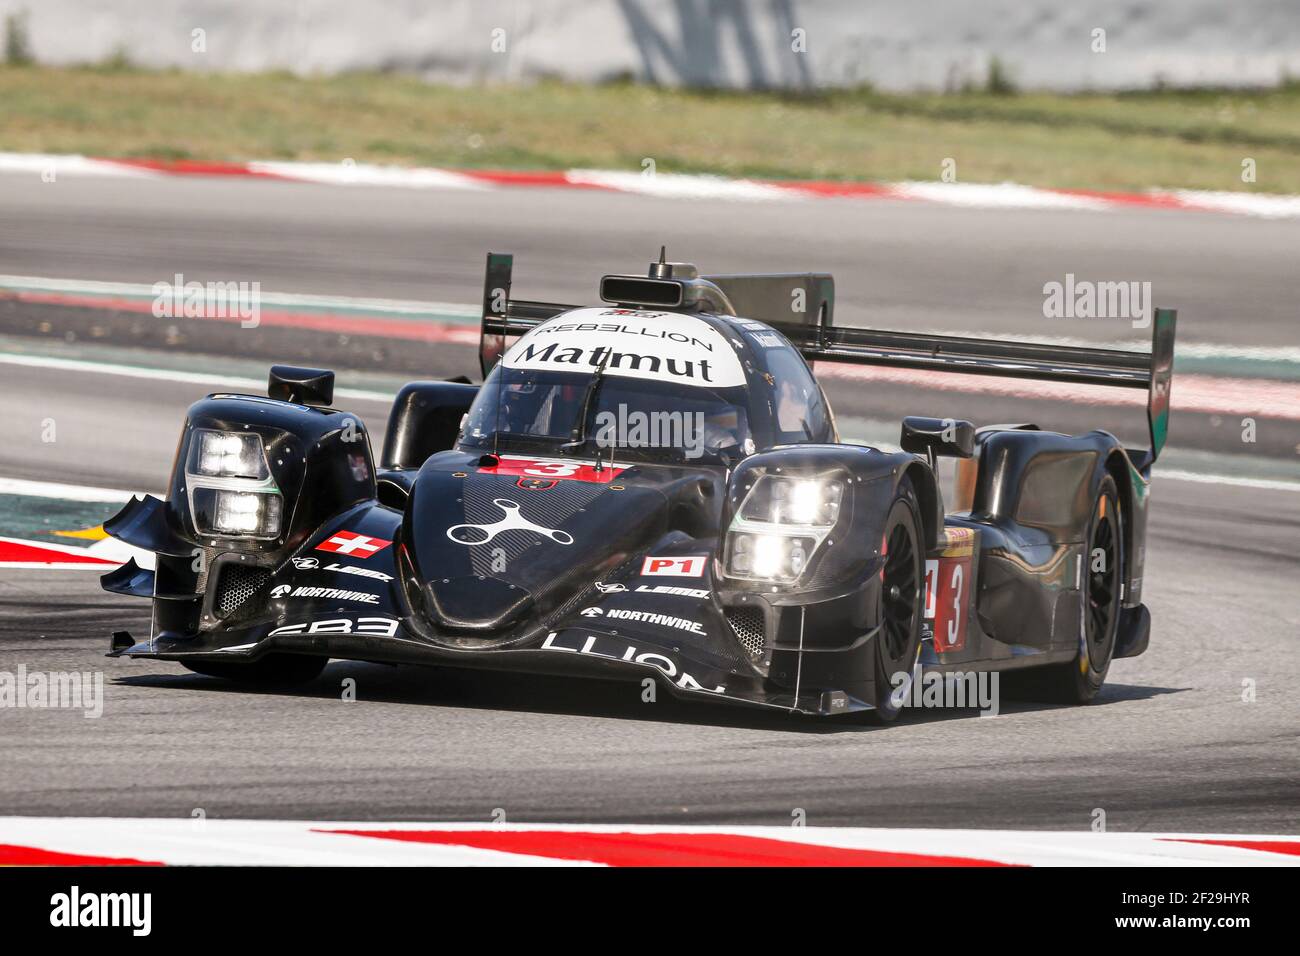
725 532 817 584
191 488 283 537
724 473 844 584
185 429 283 540
189 429 270 479
739 475 843 527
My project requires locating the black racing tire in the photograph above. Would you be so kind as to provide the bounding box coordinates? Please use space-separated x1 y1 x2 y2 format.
1011 473 1124 704
181 653 328 687
864 476 925 724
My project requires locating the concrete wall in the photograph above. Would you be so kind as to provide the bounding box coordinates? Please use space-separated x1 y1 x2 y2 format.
3 0 1298 91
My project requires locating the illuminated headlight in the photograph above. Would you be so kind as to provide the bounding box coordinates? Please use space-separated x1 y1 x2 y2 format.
739 476 842 527
185 429 282 540
191 488 283 538
725 472 844 584
725 532 816 584
190 429 269 479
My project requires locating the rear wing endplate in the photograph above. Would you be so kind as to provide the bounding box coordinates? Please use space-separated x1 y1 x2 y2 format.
479 252 574 376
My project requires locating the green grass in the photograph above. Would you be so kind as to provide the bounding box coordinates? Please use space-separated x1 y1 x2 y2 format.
2 64 1298 192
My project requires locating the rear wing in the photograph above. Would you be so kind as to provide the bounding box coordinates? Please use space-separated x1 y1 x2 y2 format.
478 252 1176 465
774 306 1176 467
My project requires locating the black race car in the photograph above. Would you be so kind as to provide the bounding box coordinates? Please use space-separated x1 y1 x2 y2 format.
103 252 1176 720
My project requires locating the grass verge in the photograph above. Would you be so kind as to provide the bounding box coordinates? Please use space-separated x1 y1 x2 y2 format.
2 65 1298 193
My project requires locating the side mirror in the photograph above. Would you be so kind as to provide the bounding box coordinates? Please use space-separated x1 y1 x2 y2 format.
381 381 481 470
900 416 975 460
269 366 335 406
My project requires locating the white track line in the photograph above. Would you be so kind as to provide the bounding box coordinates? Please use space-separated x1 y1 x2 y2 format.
0 352 394 404
1155 470 1300 492
0 476 139 502
0 274 477 318
5 276 1296 366
0 352 1294 492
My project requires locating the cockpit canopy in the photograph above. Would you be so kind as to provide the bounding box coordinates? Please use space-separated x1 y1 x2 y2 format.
459 307 834 466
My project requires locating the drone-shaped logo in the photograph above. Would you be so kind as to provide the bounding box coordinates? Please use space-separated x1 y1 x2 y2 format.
446 499 573 547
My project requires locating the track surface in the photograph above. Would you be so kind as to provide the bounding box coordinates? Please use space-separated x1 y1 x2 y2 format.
1 173 1297 830
4 171 1299 347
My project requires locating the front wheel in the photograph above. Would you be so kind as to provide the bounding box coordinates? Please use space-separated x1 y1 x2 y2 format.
865 476 924 724
181 653 328 687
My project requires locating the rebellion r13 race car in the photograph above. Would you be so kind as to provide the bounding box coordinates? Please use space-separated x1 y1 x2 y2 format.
102 252 1176 720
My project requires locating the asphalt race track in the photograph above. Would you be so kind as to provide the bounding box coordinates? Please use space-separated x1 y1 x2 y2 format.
1 171 1297 831
4 171 1300 347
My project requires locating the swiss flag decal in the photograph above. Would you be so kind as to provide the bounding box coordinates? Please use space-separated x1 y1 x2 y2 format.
315 530 392 558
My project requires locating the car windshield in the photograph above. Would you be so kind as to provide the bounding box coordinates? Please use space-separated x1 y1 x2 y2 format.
460 366 752 465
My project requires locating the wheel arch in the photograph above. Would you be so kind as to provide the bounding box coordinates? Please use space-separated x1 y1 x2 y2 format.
1103 448 1137 605
901 460 942 554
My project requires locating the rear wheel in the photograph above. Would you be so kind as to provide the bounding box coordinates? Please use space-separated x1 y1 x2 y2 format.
181 653 328 687
866 477 924 723
1012 474 1123 704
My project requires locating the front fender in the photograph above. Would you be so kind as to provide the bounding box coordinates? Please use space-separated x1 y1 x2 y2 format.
104 391 379 641
717 444 928 602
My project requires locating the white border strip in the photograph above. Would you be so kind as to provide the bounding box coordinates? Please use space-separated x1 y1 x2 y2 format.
249 160 489 191
0 274 478 318
5 152 1300 218
0 476 139 502
1156 470 1300 492
0 818 1294 867
566 168 795 201
0 352 395 404
890 180 1111 210
0 152 159 179
0 352 1295 493
5 276 1296 367
1164 189 1300 220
